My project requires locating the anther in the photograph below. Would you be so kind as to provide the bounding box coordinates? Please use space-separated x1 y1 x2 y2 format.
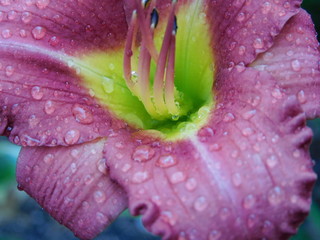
173 16 178 34
150 8 159 29
142 0 151 8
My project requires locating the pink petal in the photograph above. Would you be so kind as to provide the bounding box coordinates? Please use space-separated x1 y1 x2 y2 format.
0 45 120 146
0 1 130 146
0 0 127 54
16 139 128 240
207 0 302 67
104 67 316 239
252 10 320 119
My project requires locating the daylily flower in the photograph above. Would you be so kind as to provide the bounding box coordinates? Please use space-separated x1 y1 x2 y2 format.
0 0 319 239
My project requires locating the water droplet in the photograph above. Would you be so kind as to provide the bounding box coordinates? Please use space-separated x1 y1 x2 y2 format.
297 90 307 104
28 114 39 128
243 194 256 209
121 163 131 172
21 11 32 23
97 158 107 175
94 191 106 203
96 212 108 224
236 12 245 22
70 162 77 173
253 38 264 49
32 26 46 40
271 88 283 99
242 110 256 120
36 0 50 9
7 10 17 20
293 150 300 158
43 153 54 163
132 145 155 162
44 100 55 114
49 36 60 46
268 186 284 205
266 155 278 168
238 45 246 55
232 173 242 187
185 178 197 191
242 127 254 136
209 143 221 151
161 211 177 226
178 232 188 240
223 113 235 122
156 155 177 168
220 208 230 220
132 171 149 183
235 62 246 72
262 2 272 14
72 104 94 124
291 59 301 72
208 230 221 240
2 29 12 39
247 214 257 228
102 76 114 93
170 171 186 184
194 196 208 212
19 29 27 38
262 220 274 234
84 174 94 185
64 129 80 145
31 86 44 100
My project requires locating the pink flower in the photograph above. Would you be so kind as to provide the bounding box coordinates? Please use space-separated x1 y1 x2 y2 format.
0 0 319 239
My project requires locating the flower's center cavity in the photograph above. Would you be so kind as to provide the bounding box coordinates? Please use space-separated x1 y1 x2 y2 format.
74 0 215 139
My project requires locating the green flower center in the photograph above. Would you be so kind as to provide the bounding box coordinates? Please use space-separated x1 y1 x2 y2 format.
72 0 215 139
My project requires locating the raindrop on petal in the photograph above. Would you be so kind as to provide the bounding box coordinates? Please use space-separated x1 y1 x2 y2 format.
194 196 208 212
170 172 186 184
132 145 155 162
132 171 149 183
268 186 284 205
31 86 44 100
32 26 46 40
64 129 80 145
208 230 221 240
72 104 94 124
94 191 106 203
43 153 54 163
156 155 177 168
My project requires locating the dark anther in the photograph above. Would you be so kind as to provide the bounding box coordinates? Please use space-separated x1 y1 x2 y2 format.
151 8 159 28
173 16 178 34
142 0 151 8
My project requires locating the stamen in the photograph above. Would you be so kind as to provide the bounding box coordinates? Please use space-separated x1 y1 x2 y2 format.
123 10 138 92
164 17 179 116
153 1 177 115
135 0 159 61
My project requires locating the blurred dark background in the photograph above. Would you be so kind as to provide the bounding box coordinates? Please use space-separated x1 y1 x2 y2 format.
0 1 320 240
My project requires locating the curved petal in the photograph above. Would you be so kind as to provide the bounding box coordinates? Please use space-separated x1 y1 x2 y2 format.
0 51 115 146
17 139 128 240
252 10 320 119
207 0 302 68
104 68 316 239
0 0 130 146
0 0 127 54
